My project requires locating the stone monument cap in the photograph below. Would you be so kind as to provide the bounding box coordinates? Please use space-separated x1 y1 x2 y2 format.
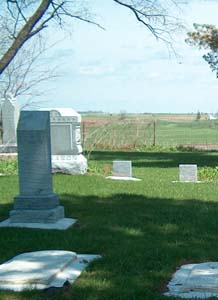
18 111 49 131
40 107 81 122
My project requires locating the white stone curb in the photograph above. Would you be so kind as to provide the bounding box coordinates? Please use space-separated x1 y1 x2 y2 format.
106 176 142 181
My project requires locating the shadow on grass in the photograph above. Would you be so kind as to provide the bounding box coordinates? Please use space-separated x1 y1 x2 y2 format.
89 150 218 168
0 203 13 220
1 193 218 300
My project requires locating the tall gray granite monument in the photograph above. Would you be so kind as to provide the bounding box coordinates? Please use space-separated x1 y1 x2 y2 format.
0 111 75 230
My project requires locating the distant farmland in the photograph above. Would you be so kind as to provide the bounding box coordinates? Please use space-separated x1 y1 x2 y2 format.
81 113 218 150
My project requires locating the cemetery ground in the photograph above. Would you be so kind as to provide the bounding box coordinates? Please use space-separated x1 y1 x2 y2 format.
1 150 218 299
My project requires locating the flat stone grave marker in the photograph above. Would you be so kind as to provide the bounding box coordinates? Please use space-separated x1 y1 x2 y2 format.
0 111 75 230
179 164 198 182
0 250 100 291
106 161 141 181
165 262 218 298
113 161 132 177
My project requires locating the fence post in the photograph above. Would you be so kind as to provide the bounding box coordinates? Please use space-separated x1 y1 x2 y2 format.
82 121 85 150
153 119 156 146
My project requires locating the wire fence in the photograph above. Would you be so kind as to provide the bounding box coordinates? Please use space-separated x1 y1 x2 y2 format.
81 118 218 151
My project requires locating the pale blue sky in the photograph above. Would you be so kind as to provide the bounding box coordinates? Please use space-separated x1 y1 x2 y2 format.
29 0 218 113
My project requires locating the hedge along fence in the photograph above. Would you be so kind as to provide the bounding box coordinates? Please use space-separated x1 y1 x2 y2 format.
81 119 218 151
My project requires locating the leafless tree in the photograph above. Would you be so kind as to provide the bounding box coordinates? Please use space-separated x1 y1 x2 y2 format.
0 35 58 106
0 0 184 76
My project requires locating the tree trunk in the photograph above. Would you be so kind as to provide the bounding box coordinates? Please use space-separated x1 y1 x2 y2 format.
0 0 51 76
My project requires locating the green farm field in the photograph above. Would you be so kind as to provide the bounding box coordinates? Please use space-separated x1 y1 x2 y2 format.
82 114 218 150
1 150 218 299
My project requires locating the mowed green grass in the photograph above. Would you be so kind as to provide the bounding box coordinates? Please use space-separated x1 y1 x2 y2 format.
83 119 218 149
156 120 218 146
1 151 218 299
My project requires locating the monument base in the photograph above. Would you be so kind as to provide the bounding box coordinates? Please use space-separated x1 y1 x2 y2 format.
14 193 59 210
9 205 65 223
0 144 17 153
52 154 87 175
0 217 76 230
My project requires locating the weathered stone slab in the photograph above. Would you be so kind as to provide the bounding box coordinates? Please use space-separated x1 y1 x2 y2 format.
182 262 218 292
165 262 218 298
0 250 100 291
0 251 76 285
179 164 198 182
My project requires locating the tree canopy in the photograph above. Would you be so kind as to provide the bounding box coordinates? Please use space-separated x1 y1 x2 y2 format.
186 23 218 77
0 0 183 76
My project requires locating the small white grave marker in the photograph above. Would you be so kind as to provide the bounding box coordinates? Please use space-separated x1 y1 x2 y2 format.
113 161 132 177
179 164 198 182
106 161 141 181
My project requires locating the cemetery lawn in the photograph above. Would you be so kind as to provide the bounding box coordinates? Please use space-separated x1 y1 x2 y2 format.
1 150 218 299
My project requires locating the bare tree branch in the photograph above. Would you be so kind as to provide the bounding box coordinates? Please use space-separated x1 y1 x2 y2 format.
0 36 59 102
0 0 183 76
0 0 51 75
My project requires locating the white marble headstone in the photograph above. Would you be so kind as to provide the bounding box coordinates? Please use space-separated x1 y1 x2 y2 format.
113 161 132 177
1 96 20 145
39 108 87 175
179 164 198 182
49 108 82 155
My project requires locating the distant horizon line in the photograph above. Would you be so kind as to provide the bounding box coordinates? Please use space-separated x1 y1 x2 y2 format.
78 111 211 115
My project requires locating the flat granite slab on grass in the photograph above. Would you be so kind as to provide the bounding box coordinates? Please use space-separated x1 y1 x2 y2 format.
0 250 101 291
165 262 218 298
